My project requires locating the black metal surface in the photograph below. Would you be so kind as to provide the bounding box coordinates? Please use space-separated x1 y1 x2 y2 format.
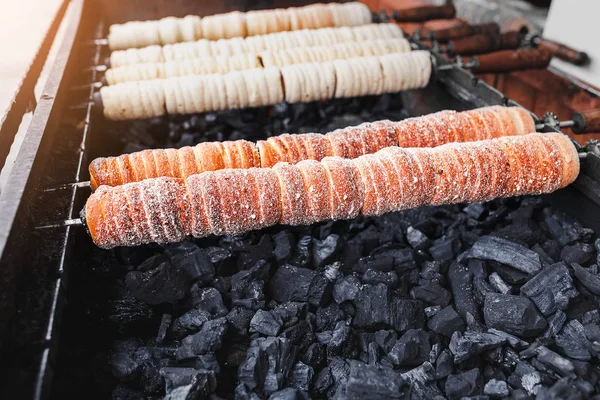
0 0 597 398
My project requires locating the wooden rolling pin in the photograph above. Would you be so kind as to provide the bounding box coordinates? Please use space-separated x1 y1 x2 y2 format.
464 48 552 73
445 31 523 56
421 22 500 42
392 4 456 22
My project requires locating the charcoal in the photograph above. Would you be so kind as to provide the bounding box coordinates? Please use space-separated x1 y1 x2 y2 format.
238 337 298 394
571 263 600 296
227 307 254 335
582 309 600 325
212 276 231 293
484 293 547 337
312 234 342 268
268 388 309 400
555 320 593 360
474 278 497 307
269 264 315 303
334 360 408 399
171 309 211 339
156 314 172 344
372 247 415 271
125 256 192 304
430 236 460 261
281 321 315 353
463 203 486 220
160 367 216 392
313 367 333 395
410 280 451 307
448 262 481 322
191 286 228 317
509 389 531 400
436 349 454 378
561 243 595 266
316 303 345 332
341 238 363 269
483 379 509 399
324 262 343 282
287 362 314 392
461 236 542 275
374 330 398 353
387 329 431 366
535 377 591 400
107 293 154 328
163 369 217 399
206 246 236 275
427 305 465 338
231 266 266 309
195 354 220 373
110 343 141 380
328 357 351 395
425 305 441 318
112 385 144 400
468 259 487 279
362 269 398 287
535 346 575 376
407 227 431 250
520 262 577 316
399 362 442 399
140 362 163 395
584 322 600 342
290 236 312 267
301 343 325 368
273 231 296 264
521 372 542 396
272 302 306 327
449 331 505 363
250 310 282 336
355 256 394 274
544 310 567 338
238 235 274 269
445 368 483 400
489 261 528 285
307 270 332 307
486 329 528 349
327 321 354 357
167 243 215 283
367 342 379 365
488 272 511 295
353 284 424 331
186 317 228 355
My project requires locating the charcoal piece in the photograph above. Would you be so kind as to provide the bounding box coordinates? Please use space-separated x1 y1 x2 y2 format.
231 264 266 309
399 362 442 399
362 269 398 287
571 263 600 296
290 236 312 267
110 351 140 381
312 234 342 268
486 329 528 349
271 302 306 328
406 227 431 250
488 272 511 295
521 372 541 396
510 389 531 400
448 262 481 322
250 310 282 336
367 342 379 365
483 379 509 398
238 235 274 269
281 321 315 353
531 243 556 266
535 346 575 376
468 259 487 279
427 306 465 338
520 262 577 316
316 303 345 332
238 337 298 394
387 329 431 367
227 307 254 335
544 310 567 339
535 377 591 400
494 220 545 247
112 384 144 400
355 256 394 275
269 264 315 303
335 360 408 400
483 293 547 337
425 305 441 318
436 349 454 379
187 317 228 355
167 243 215 283
211 276 231 293
107 293 154 328
307 270 332 307
171 309 211 339
555 320 593 360
341 238 363 270
140 362 163 395
353 284 423 332
410 280 451 307
358 332 374 353
268 388 309 400
449 331 505 363
273 231 296 264
461 236 542 275
463 203 486 220
328 356 351 395
160 367 215 392
205 246 236 275
195 354 220 373
445 368 482 400
125 257 191 304
372 247 415 271
191 287 227 319
473 277 497 307
313 367 333 395
429 236 460 262
163 369 217 399
561 243 595 266
157 314 172 344
584 322 600 342
301 343 325 368
582 309 600 325
324 261 343 282
374 330 398 353
327 321 353 357
354 225 383 255
489 261 528 285
287 362 314 392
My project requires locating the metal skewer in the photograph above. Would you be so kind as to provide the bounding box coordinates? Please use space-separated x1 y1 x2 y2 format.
536 111 600 134
36 218 83 230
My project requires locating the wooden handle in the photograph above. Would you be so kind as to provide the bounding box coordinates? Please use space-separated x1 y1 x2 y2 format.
448 31 522 56
429 22 500 42
395 4 456 22
572 109 600 134
473 49 551 73
536 38 589 66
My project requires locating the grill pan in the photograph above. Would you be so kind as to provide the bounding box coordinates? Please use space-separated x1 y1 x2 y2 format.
0 0 598 398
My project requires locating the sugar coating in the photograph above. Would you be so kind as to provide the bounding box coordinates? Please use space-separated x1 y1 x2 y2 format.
86 133 579 248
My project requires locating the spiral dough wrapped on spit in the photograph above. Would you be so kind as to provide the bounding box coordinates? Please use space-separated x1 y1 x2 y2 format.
85 133 579 249
101 51 430 120
89 106 535 189
109 24 403 67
